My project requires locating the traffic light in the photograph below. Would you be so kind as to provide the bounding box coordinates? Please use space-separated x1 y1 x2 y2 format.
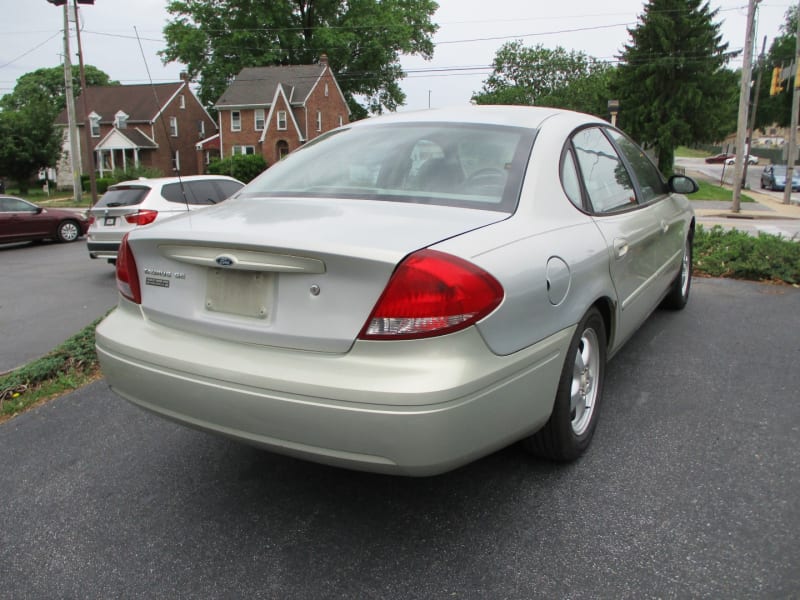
770 67 784 96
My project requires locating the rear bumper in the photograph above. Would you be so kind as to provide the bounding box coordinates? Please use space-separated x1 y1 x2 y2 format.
87 240 119 260
96 300 573 476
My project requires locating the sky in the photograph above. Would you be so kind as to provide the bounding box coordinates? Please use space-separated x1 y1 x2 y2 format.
0 0 793 114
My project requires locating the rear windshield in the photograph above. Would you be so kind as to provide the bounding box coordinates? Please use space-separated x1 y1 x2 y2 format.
95 186 149 208
161 179 244 205
772 166 798 176
241 123 536 212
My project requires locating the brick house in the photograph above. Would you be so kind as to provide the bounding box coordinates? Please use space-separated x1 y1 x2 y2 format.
55 74 218 187
214 55 350 165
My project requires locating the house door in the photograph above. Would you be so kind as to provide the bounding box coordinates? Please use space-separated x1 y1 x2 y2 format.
276 140 289 162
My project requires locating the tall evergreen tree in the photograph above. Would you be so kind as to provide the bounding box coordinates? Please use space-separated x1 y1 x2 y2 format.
616 0 736 173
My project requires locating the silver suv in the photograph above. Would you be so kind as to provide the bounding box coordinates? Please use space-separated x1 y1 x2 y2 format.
87 175 244 263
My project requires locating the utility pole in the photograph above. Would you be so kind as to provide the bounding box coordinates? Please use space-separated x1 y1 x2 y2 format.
61 2 82 204
72 0 98 205
783 0 800 206
742 36 767 188
732 0 758 213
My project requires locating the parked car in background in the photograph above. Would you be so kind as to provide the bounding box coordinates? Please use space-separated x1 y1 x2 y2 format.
96 106 698 476
0 196 88 244
725 155 758 165
87 175 244 264
760 164 800 191
704 153 733 164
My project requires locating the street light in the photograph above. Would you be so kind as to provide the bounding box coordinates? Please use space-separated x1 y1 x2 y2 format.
607 99 620 127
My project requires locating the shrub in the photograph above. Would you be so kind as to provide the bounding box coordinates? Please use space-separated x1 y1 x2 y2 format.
693 225 800 284
208 154 268 183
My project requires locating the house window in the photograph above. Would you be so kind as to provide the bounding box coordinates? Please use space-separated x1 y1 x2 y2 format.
255 109 265 131
316 110 322 132
232 145 255 156
198 120 205 138
277 110 287 131
324 83 329 97
338 115 343 127
169 116 178 137
89 114 101 137
179 94 186 109
205 151 211 165
115 111 128 129
172 150 180 172
231 111 241 132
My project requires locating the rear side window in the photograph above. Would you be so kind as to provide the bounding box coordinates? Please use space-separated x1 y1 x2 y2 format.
96 186 149 208
571 127 636 213
606 129 666 203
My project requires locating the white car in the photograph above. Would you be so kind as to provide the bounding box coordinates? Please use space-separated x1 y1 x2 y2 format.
96 106 697 476
725 155 758 165
87 175 244 264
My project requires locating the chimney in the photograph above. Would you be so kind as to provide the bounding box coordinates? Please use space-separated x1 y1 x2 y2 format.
179 71 190 83
319 54 328 67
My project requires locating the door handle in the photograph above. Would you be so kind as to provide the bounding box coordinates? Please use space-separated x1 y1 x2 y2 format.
613 238 629 259
660 219 669 234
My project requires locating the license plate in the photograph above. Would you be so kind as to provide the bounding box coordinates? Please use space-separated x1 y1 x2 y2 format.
104 216 116 226
205 268 273 319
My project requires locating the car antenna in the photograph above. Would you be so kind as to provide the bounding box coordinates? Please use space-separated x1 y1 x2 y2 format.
134 26 190 211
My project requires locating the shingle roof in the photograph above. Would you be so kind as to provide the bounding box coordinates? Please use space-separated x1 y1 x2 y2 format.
215 65 325 108
118 127 158 148
55 83 183 125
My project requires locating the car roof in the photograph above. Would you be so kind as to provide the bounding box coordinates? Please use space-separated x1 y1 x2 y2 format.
347 105 604 131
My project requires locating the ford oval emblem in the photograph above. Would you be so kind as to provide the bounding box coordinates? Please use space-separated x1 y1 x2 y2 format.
215 255 235 267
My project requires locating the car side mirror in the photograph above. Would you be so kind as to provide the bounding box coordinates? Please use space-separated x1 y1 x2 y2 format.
668 175 699 195
35 206 44 214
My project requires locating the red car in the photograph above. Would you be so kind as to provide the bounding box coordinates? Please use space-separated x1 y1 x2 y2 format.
0 195 89 244
704 153 733 164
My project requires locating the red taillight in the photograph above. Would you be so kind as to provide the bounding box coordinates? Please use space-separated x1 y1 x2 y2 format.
124 209 158 226
116 234 141 304
360 249 504 340
88 215 96 225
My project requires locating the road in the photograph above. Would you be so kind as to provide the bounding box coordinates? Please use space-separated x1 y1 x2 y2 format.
0 239 118 373
1 278 798 598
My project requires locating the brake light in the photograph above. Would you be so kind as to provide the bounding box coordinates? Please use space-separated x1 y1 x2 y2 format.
360 249 503 340
88 215 96 225
116 234 141 304
124 209 158 226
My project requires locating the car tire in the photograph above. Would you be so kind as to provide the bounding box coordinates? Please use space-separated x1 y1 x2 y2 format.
56 219 81 243
660 233 693 310
523 307 606 461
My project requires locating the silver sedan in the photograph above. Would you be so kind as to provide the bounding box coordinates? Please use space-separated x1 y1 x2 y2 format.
96 106 696 476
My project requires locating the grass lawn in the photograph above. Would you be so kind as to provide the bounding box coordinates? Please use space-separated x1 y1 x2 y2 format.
693 180 755 202
676 146 711 158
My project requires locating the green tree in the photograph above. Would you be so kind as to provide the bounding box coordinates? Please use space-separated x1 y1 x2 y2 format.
754 6 797 129
615 0 735 174
0 100 63 192
472 42 615 117
161 0 438 119
0 65 117 115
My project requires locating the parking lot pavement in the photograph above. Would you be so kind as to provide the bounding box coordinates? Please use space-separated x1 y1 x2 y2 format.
0 278 798 598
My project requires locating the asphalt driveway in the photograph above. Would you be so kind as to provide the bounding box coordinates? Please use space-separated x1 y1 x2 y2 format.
1 278 798 598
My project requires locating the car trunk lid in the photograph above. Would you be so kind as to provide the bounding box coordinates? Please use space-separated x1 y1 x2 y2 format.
125 197 507 353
